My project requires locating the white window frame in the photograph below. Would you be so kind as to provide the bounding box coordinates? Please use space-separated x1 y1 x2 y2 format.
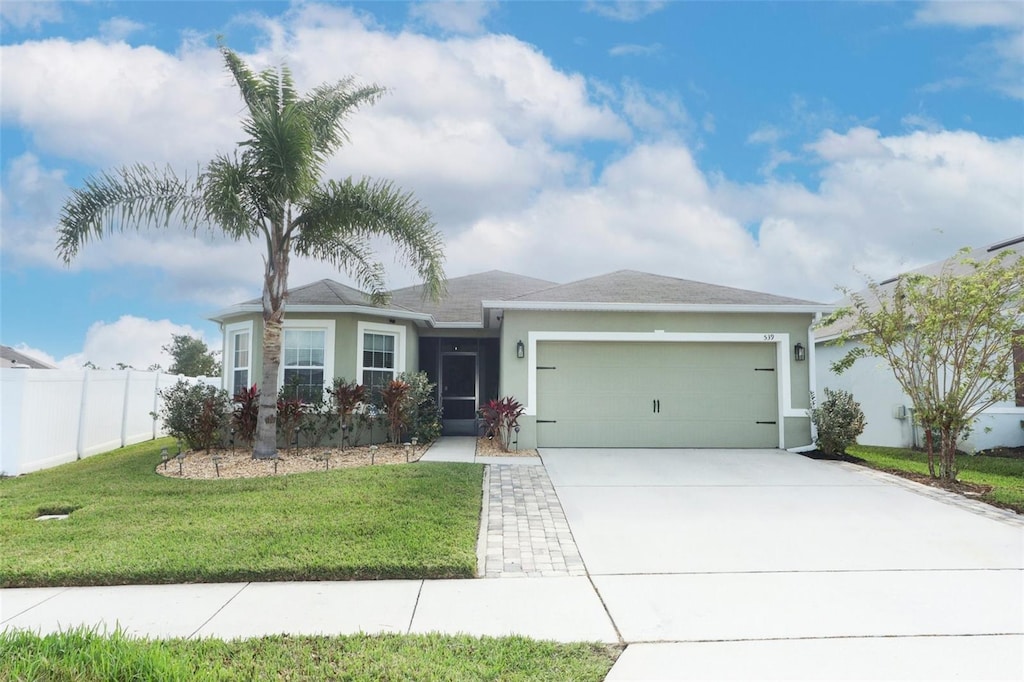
357 321 407 391
279 319 336 403
224 320 253 397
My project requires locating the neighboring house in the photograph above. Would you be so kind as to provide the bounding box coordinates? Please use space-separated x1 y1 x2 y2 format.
815 236 1024 453
0 345 56 369
210 270 832 450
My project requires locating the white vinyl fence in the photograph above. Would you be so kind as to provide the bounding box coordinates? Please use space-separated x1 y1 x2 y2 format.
1 368 219 476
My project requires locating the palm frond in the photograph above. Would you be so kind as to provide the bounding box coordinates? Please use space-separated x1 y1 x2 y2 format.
56 164 207 264
220 47 276 115
300 80 386 159
202 153 265 240
294 178 446 301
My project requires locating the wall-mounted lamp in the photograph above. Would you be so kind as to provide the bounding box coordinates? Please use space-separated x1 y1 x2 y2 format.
516 340 525 359
794 343 806 362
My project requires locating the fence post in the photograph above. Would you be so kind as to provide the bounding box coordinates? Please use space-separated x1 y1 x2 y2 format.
120 369 132 447
76 370 91 460
153 373 162 440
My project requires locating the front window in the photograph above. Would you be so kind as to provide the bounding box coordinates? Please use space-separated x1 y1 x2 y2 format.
283 329 326 403
231 331 250 396
362 332 396 395
357 321 406 400
225 321 253 398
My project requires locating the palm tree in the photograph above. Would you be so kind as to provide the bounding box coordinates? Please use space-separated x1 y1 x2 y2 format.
57 46 445 459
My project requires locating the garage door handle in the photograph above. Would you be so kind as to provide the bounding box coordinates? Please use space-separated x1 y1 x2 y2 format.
537 419 557 424
756 420 777 425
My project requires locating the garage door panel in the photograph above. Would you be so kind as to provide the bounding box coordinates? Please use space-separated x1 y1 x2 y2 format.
536 341 779 448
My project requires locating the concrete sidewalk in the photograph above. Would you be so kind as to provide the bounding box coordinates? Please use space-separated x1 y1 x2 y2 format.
0 577 617 643
4 442 1024 680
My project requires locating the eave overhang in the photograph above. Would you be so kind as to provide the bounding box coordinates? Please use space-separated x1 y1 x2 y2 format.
208 304 435 326
482 300 836 315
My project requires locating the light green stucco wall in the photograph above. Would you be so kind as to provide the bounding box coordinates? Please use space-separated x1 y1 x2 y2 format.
220 312 419 394
499 310 816 450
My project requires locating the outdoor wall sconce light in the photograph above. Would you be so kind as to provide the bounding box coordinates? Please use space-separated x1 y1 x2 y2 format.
516 340 525 359
794 343 806 362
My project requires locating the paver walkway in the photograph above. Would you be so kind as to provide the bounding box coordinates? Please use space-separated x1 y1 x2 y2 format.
422 436 587 578
482 464 586 578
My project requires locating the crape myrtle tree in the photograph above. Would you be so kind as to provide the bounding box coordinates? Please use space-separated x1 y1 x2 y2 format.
827 248 1023 483
56 46 445 459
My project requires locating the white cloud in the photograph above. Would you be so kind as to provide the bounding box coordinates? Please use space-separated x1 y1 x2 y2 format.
585 1 666 22
914 1 1024 29
16 316 212 370
0 0 61 31
408 1 497 35
98 17 147 43
913 0 1024 99
2 4 1021 317
609 43 662 57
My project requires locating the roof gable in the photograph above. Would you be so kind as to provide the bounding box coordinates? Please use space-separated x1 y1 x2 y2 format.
391 270 557 323
816 236 1024 340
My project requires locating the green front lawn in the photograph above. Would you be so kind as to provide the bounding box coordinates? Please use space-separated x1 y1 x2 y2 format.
847 445 1024 513
0 439 484 587
0 628 621 682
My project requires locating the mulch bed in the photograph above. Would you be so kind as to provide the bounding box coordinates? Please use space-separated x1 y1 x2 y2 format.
476 437 538 458
976 446 1024 460
798 449 994 498
799 449 865 464
156 443 428 480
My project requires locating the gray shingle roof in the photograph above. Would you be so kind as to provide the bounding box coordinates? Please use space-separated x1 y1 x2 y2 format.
815 236 1024 340
508 270 820 306
391 270 557 323
1 345 56 369
241 279 418 311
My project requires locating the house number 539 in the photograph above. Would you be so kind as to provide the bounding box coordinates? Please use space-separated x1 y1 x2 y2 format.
763 334 775 341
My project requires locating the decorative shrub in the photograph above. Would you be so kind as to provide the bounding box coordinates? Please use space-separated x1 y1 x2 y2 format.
299 395 339 448
380 379 412 444
156 380 230 452
811 388 867 456
478 396 524 452
231 384 259 447
327 378 367 448
276 388 305 448
398 371 442 444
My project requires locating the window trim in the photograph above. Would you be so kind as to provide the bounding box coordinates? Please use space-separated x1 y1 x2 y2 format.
224 320 253 397
279 319 336 402
357 321 407 390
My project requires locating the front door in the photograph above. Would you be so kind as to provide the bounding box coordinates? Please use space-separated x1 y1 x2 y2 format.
441 353 478 436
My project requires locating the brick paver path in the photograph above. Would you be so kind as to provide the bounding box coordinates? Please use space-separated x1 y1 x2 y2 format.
481 464 587 578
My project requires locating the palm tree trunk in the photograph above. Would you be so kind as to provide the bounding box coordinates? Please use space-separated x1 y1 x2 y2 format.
252 234 291 459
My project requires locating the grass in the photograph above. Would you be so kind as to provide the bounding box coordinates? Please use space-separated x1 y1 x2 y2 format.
0 438 484 587
0 627 622 682
847 444 1024 513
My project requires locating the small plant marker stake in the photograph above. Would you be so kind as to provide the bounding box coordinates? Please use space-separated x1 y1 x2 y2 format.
370 445 378 466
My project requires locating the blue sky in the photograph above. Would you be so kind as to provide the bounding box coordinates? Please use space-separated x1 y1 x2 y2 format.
1 1 1022 370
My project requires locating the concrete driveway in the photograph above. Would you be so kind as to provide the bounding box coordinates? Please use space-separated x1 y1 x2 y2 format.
541 448 1024 680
